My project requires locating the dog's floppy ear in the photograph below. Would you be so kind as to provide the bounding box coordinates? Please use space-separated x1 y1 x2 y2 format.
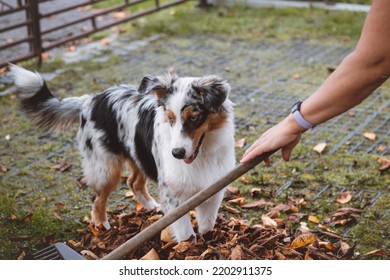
138 73 177 100
192 75 230 113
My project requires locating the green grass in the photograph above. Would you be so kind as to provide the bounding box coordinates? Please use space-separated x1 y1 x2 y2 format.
1 2 387 259
127 4 366 41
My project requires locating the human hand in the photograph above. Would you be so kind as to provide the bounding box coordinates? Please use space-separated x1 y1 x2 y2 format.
240 115 304 164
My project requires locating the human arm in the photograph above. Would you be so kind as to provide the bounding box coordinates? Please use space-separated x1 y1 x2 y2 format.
241 0 390 163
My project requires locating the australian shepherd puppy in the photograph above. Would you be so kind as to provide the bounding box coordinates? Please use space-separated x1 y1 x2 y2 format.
10 64 235 242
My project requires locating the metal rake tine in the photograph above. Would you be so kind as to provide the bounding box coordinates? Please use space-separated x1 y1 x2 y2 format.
33 243 85 260
34 245 63 260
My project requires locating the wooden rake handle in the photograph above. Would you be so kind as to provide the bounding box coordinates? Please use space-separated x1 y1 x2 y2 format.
102 150 277 260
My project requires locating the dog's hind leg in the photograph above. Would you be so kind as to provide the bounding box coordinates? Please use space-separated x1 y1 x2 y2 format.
127 160 158 210
87 157 122 230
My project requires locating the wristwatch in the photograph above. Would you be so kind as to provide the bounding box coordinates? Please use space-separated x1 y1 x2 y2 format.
291 101 315 130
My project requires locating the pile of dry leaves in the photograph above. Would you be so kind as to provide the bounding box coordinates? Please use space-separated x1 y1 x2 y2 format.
67 187 358 260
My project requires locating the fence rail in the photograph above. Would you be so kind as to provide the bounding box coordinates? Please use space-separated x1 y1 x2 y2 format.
0 0 189 68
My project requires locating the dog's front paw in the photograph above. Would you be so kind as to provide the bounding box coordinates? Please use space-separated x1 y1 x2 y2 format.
172 226 196 243
197 219 214 235
143 199 160 211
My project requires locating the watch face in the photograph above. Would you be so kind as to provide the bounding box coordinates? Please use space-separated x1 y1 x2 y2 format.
292 101 300 113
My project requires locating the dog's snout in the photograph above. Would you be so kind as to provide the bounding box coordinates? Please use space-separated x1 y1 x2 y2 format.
172 148 186 159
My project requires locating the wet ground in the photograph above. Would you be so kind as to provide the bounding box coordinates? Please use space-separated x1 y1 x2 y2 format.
0 5 389 259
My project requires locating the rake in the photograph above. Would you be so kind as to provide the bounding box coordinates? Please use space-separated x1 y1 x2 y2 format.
33 150 276 260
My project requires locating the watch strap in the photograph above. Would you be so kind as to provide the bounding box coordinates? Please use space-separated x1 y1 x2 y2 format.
291 101 315 130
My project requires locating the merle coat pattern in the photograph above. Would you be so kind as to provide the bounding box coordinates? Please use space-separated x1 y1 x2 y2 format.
10 64 236 242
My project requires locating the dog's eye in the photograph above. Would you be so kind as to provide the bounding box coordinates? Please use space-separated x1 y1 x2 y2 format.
190 115 199 122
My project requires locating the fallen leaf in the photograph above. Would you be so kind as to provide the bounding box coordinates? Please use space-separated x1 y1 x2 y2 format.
0 165 7 173
336 191 352 204
88 224 101 237
17 251 26 260
271 203 290 212
9 214 18 221
240 176 250 184
340 241 353 258
147 214 162 223
50 162 72 172
67 46 76 52
235 138 246 148
41 52 50 61
53 212 63 221
100 38 110 45
81 250 99 260
125 191 134 198
332 207 363 217
224 66 231 72
173 241 191 253
161 228 174 243
22 213 33 223
266 210 280 219
274 251 287 260
295 197 306 206
67 240 81 249
363 132 376 141
364 249 386 257
318 224 339 235
348 111 356 117
319 241 336 251
261 214 277 228
331 207 362 226
230 245 244 260
289 234 317 249
292 74 301 80
226 186 240 195
77 177 88 188
55 202 64 209
227 197 246 206
141 248 160 260
289 205 298 213
304 249 313 260
288 213 306 224
313 142 327 154
377 156 390 172
308 215 320 224
242 199 273 209
250 188 262 197
342 36 351 41
377 144 387 153
224 205 241 214
77 5 91 12
112 11 128 20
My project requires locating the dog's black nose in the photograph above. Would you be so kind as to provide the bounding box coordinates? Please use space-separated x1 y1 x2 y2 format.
172 148 186 159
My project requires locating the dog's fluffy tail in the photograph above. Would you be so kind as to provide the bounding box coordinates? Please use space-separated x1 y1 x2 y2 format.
9 64 90 131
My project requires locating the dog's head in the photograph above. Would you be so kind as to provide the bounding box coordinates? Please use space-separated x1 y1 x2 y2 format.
139 73 231 164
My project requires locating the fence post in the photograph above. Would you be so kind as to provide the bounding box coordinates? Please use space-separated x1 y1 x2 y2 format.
198 0 210 8
25 0 42 65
